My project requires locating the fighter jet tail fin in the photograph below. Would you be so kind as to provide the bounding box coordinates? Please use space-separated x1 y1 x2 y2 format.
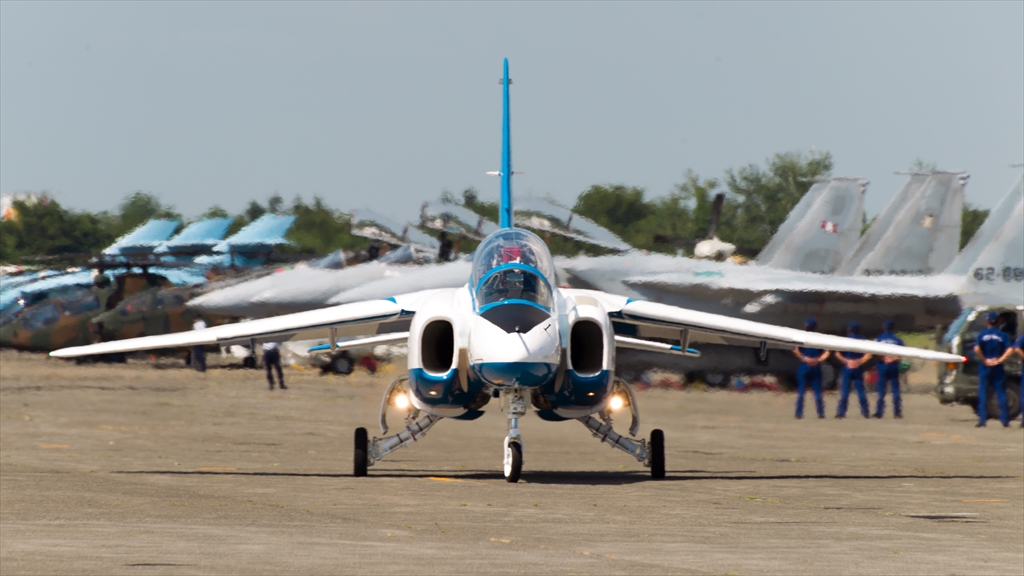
946 174 1023 276
838 171 966 276
102 219 181 256
756 177 866 274
955 176 1024 306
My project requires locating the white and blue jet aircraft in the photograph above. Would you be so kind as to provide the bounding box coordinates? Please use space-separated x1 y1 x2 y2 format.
50 60 965 482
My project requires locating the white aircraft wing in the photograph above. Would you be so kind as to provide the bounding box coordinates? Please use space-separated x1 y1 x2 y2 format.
50 291 437 359
568 290 964 363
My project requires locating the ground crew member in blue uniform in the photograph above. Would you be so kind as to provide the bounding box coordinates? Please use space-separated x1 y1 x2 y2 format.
1013 334 1024 428
191 317 207 373
974 312 1012 428
792 318 829 419
836 322 871 419
874 320 904 419
1013 333 1024 428
262 341 287 391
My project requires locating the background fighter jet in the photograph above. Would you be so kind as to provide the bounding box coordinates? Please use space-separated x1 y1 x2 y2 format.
755 177 866 273
946 174 1022 277
89 284 229 347
195 213 297 269
951 174 1024 308
50 60 963 482
186 196 632 320
836 171 966 276
1 218 181 316
1 215 296 352
349 209 440 252
1 270 167 352
420 200 498 241
512 196 632 253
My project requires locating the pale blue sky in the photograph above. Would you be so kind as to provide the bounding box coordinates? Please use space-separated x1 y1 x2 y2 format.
2 2 1021 222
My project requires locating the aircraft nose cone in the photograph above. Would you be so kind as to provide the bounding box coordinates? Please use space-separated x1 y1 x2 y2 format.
468 314 560 387
469 314 559 364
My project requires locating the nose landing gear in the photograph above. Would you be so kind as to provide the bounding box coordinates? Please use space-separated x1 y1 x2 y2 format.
503 386 527 483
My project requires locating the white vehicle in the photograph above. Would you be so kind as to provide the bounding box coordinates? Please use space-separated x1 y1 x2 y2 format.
50 60 964 482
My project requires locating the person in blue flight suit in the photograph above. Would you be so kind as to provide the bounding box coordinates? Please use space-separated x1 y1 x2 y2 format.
792 317 830 419
973 311 1013 428
836 321 871 419
874 319 904 419
1013 333 1024 428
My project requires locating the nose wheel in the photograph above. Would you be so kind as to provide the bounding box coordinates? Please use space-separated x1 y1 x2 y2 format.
503 440 522 483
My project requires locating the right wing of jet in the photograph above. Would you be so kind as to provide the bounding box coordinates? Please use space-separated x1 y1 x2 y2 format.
569 289 963 363
49 291 439 358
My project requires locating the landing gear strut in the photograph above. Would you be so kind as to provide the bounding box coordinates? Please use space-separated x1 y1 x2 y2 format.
352 403 442 477
503 386 527 483
578 415 666 479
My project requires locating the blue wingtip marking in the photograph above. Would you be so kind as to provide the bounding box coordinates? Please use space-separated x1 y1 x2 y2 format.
668 345 701 355
500 58 513 229
382 297 397 303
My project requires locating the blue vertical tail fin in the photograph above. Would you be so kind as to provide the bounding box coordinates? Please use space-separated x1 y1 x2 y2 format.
500 58 513 228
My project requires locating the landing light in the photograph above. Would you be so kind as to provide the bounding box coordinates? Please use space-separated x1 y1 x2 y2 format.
393 392 410 408
609 395 624 411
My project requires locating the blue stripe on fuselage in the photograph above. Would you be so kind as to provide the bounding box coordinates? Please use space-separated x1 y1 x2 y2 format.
409 367 484 408
534 369 614 421
552 369 613 407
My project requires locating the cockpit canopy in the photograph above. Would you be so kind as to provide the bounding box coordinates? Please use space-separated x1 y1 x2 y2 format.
471 229 555 314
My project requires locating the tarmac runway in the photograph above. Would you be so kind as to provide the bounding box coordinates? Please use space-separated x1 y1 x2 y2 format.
1 349 1022 575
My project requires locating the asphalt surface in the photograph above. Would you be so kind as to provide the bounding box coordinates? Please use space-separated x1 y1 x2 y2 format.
1 349 1022 575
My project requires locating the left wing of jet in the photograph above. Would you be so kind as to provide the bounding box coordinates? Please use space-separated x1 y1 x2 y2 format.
50 291 438 359
569 290 963 363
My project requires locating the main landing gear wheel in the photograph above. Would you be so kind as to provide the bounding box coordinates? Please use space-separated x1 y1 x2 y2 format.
353 427 368 477
650 429 665 480
504 442 523 483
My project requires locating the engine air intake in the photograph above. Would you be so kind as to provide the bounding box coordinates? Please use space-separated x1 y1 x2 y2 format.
420 320 455 373
570 320 604 375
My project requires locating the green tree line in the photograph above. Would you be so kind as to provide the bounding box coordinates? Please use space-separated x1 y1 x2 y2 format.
1 151 991 263
0 191 368 262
